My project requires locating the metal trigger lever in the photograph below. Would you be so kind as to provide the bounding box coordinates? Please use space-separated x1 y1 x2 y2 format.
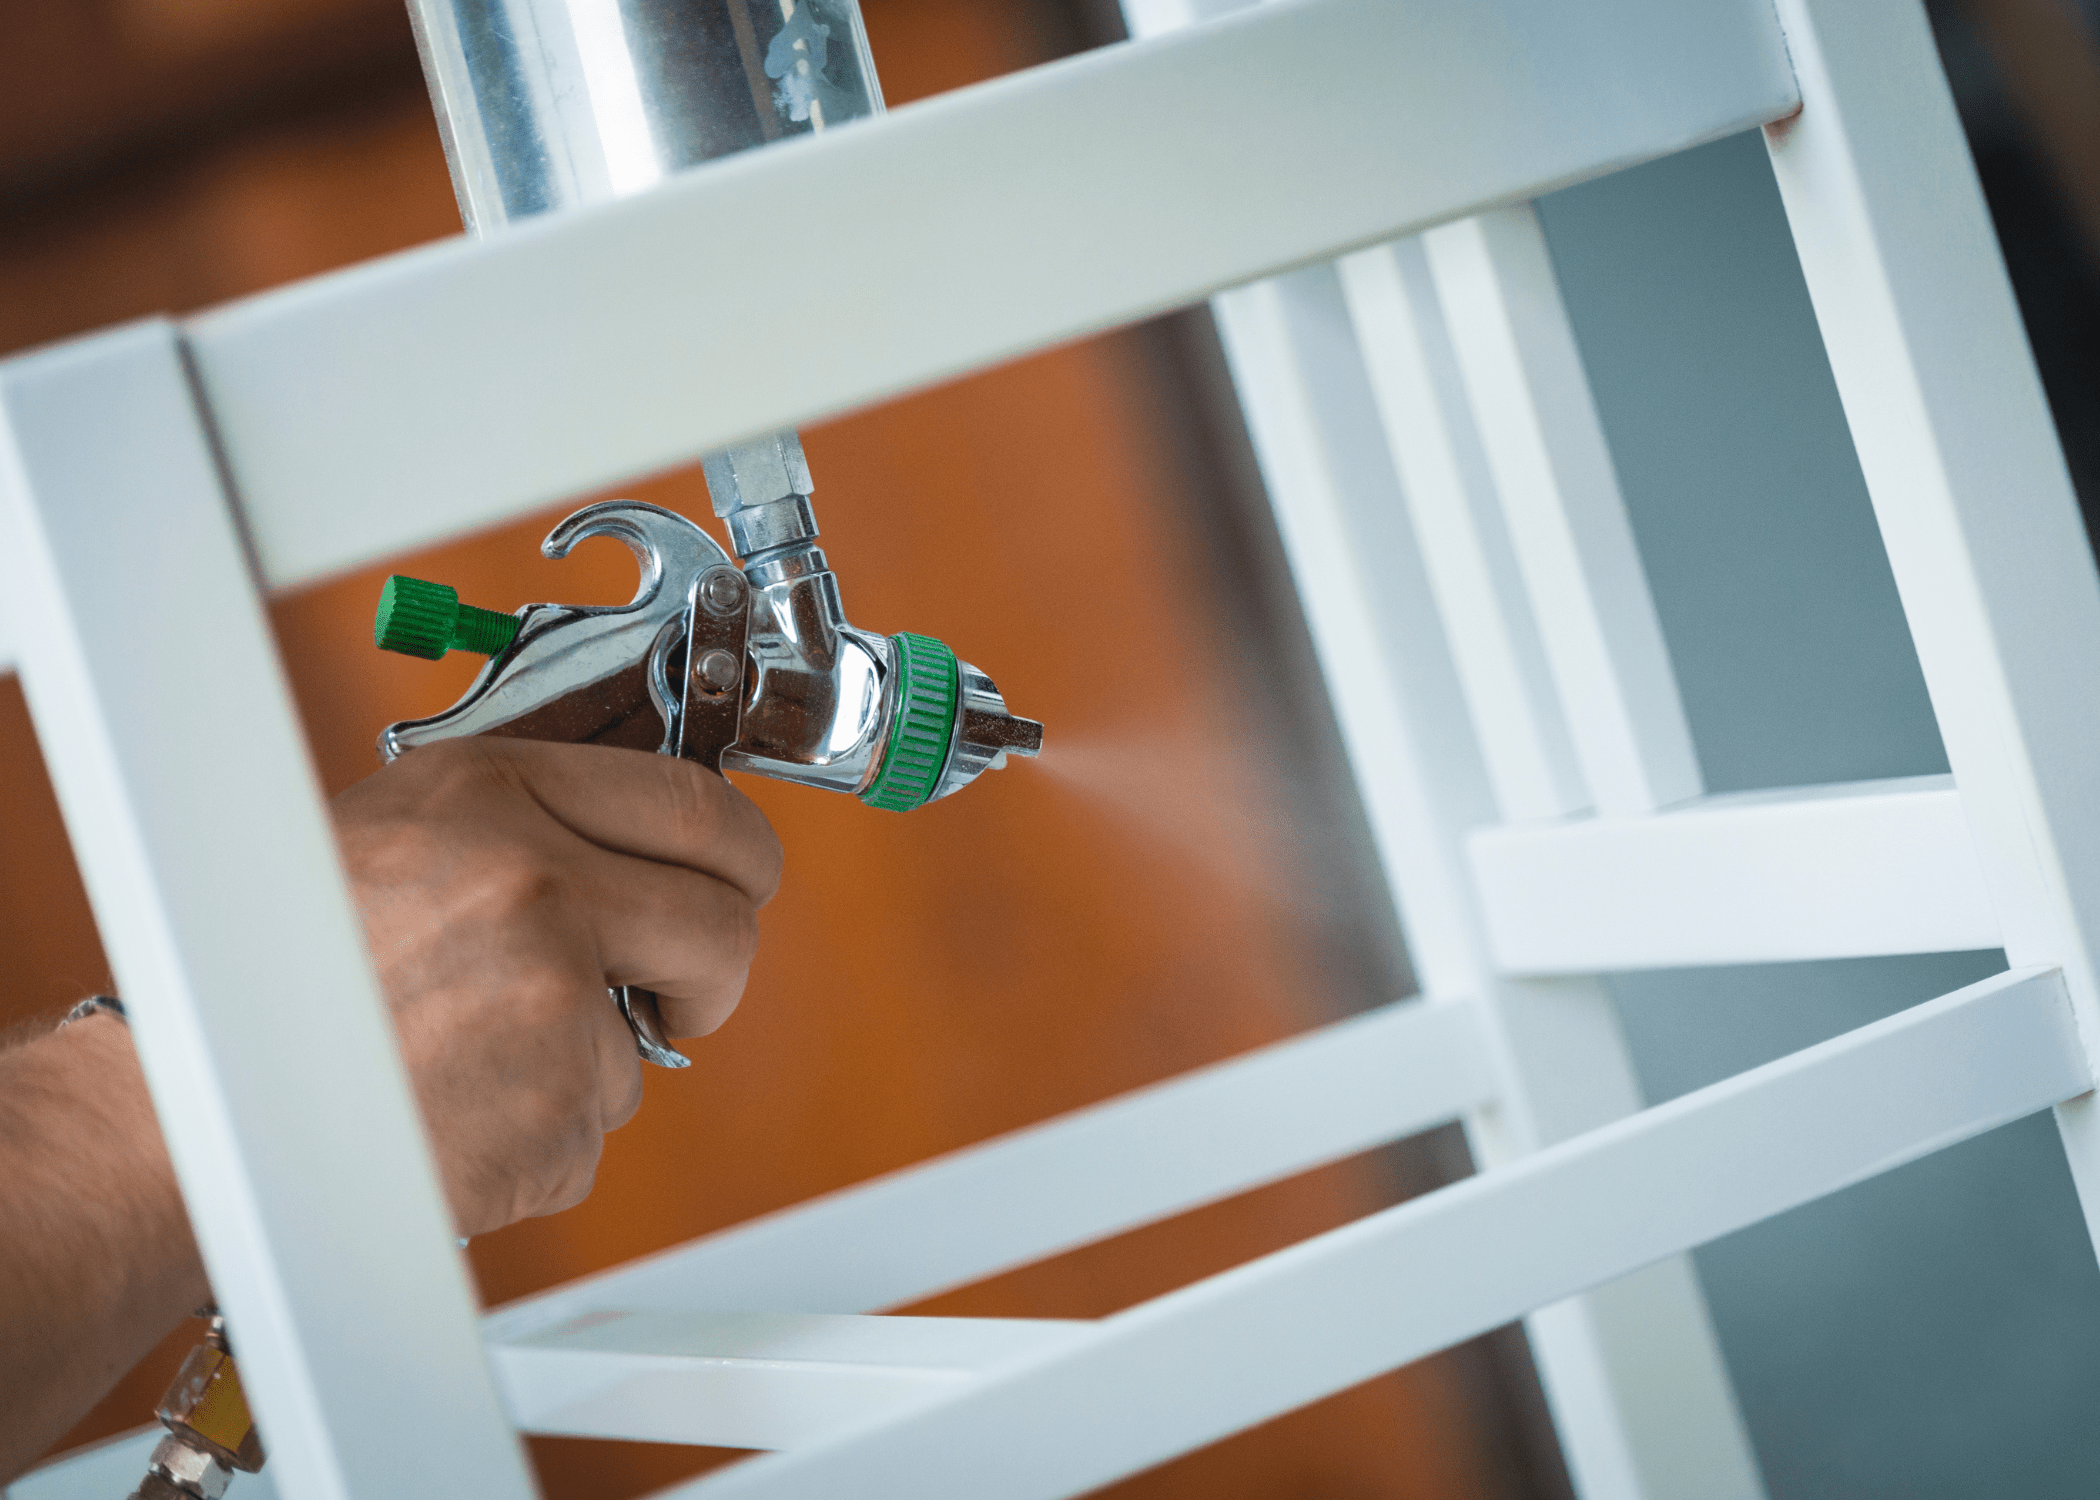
615 987 692 1069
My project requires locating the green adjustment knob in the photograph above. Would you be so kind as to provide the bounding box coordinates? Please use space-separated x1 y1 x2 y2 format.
374 575 521 660
860 632 960 812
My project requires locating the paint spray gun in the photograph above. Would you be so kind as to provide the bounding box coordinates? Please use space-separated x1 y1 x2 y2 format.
366 0 1044 1068
368 491 1041 1065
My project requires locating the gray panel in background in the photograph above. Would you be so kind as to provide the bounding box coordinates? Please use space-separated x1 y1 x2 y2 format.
1539 130 1946 797
1538 132 2100 1498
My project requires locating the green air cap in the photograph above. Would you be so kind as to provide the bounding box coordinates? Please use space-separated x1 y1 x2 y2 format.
374 575 521 660
860 632 960 812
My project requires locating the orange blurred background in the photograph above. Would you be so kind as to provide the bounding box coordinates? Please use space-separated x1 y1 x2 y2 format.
0 1 1559 1495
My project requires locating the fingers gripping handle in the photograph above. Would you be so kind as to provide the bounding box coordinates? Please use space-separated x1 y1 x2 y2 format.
373 502 750 1068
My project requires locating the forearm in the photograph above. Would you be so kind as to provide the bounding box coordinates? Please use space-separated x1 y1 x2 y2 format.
0 1016 208 1484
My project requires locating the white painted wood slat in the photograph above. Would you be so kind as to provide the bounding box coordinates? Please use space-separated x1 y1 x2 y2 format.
1423 207 1702 817
181 0 1796 590
1470 775 2001 974
1766 0 2100 1248
1338 236 1589 823
669 967 2087 1500
487 998 1492 1340
494 1312 1090 1450
0 323 532 1500
1207 262 1760 1500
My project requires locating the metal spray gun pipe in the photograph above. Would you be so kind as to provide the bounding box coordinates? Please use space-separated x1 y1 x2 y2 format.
408 0 863 541
375 0 1042 1066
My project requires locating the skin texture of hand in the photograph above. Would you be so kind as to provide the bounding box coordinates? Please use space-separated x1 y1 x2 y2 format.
335 737 783 1234
0 739 781 1483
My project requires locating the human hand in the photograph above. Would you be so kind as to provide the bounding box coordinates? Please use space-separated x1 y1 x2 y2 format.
332 738 782 1235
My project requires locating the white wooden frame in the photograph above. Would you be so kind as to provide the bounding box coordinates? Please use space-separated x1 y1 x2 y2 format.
5 0 2095 1497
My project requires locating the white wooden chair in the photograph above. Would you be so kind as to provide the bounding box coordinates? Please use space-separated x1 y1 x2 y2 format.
6 1 2095 1496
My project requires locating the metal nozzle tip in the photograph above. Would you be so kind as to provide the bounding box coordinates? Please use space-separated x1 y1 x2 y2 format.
963 707 1042 760
1006 717 1044 757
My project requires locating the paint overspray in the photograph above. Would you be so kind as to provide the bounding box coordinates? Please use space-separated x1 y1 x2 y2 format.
1025 731 1327 927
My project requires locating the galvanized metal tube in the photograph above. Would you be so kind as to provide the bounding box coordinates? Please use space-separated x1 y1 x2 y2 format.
403 0 884 516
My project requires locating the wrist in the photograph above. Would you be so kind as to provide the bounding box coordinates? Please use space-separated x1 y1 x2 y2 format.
23 1013 210 1314
0 1015 209 1481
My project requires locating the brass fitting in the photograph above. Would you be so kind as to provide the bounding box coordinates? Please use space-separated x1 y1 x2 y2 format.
129 1316 265 1500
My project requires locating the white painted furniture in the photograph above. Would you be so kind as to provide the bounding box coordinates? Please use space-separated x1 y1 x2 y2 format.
5 1 2095 1496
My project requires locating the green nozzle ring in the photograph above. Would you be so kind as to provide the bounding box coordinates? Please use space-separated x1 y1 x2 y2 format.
374 575 521 660
860 632 960 812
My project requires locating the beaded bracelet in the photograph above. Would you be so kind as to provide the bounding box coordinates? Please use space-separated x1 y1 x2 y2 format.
59 995 127 1027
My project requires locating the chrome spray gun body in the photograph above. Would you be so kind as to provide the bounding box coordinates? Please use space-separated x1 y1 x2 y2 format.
375 0 1041 1062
